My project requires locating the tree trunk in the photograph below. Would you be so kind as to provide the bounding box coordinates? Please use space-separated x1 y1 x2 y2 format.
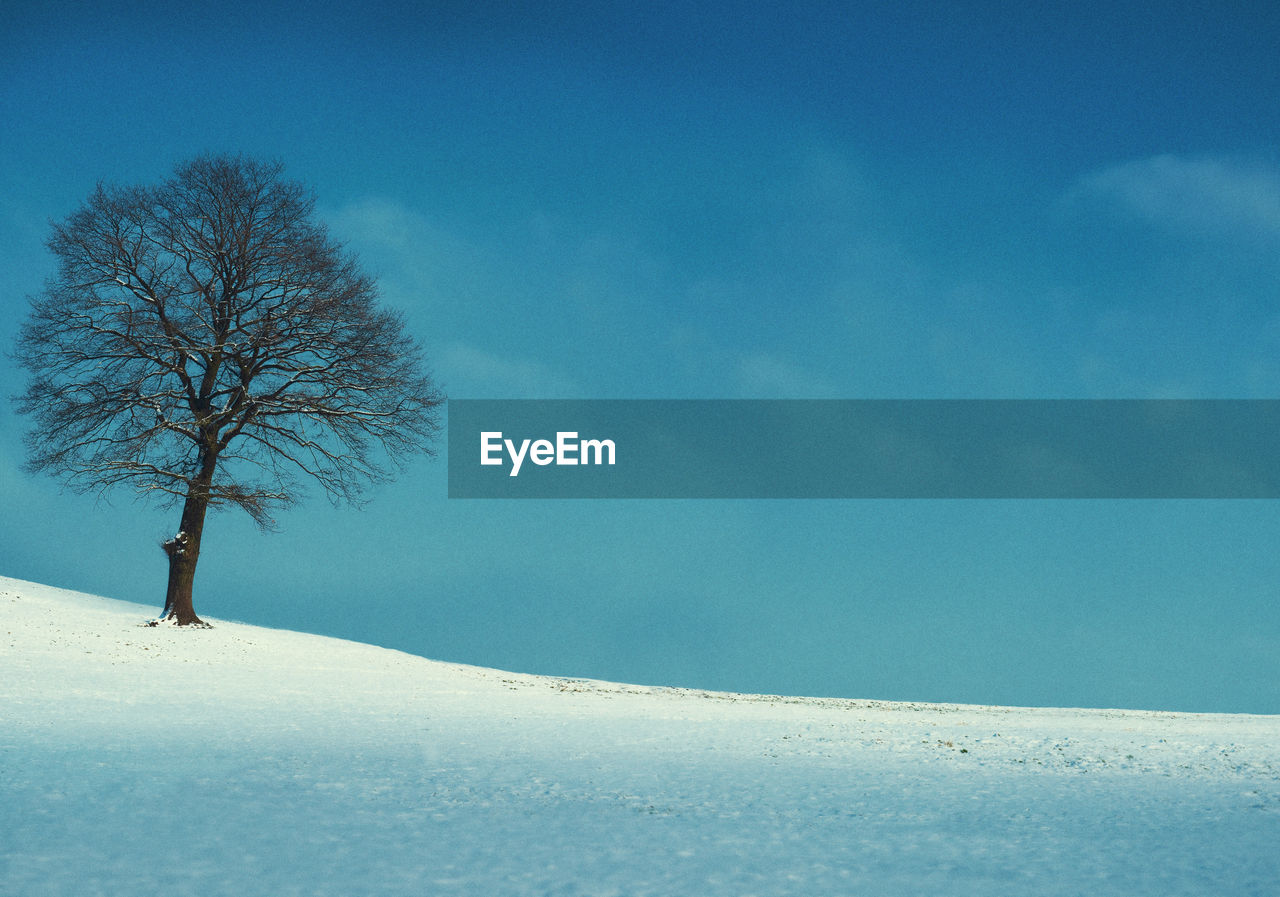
160 464 215 626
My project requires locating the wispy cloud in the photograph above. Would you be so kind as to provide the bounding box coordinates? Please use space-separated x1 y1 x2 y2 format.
323 196 451 252
439 342 582 398
1071 154 1280 241
733 352 837 398
321 196 486 291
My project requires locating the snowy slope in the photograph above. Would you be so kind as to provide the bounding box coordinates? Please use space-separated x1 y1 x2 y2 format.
2 574 1278 896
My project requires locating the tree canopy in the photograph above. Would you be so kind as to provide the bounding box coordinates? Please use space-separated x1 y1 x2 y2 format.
14 154 444 623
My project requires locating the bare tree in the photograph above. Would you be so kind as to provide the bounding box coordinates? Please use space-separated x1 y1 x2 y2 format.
13 154 444 625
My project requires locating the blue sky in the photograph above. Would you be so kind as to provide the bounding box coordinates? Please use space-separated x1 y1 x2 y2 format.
3 1 1280 712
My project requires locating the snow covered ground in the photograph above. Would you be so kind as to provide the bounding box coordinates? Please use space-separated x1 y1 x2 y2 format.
2 574 1277 896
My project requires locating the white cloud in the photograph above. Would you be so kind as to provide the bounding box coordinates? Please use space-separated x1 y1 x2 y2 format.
439 342 582 398
1072 154 1280 241
323 196 450 252
734 352 837 398
320 197 489 308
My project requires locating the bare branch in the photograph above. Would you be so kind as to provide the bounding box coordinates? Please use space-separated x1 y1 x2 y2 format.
14 153 444 528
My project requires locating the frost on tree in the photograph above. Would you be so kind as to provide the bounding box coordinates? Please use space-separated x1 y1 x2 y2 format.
13 154 444 625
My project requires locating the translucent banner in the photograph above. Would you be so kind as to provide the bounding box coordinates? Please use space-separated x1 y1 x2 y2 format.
446 400 1280 498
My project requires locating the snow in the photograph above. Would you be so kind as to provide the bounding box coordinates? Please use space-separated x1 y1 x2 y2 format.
2 574 1278 896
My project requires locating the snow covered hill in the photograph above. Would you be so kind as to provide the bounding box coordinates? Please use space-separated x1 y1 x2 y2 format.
2 574 1278 896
